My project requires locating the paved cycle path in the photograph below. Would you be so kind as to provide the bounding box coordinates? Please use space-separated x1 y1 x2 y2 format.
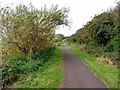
61 45 107 88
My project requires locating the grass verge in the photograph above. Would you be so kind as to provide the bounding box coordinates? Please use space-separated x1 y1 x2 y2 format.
68 44 118 88
11 46 63 88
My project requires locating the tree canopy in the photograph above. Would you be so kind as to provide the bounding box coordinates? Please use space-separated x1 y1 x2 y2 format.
0 4 70 56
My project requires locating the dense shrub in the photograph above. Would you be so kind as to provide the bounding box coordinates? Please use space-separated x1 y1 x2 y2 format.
105 34 120 52
67 3 120 63
2 47 55 88
32 47 55 61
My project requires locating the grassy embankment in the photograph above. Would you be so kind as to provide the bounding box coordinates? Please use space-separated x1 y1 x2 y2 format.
11 46 63 88
67 43 118 88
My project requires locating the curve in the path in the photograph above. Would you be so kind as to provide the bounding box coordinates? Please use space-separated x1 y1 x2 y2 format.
61 45 107 88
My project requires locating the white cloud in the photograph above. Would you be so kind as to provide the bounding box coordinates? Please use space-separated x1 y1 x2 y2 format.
0 0 118 36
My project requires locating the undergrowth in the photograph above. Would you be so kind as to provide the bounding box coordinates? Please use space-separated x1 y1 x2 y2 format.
2 46 63 88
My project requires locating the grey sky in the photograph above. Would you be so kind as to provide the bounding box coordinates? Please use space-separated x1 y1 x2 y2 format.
0 0 118 36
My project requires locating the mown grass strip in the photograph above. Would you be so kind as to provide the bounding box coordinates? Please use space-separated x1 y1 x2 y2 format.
12 46 63 88
68 44 118 88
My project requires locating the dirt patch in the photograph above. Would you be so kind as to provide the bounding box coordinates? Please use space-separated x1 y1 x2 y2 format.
97 56 113 65
79 44 88 50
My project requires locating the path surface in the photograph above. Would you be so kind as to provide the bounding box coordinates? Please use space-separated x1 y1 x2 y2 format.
61 45 107 88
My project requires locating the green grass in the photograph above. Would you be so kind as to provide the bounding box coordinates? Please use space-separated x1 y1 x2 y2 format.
11 46 63 88
68 44 118 88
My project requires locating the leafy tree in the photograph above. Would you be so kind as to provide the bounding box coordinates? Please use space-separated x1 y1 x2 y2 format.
0 4 70 58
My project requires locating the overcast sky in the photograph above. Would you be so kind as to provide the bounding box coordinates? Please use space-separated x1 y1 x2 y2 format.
0 0 119 36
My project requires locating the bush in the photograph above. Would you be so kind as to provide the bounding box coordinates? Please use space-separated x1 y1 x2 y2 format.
105 34 120 52
2 47 55 88
31 47 55 61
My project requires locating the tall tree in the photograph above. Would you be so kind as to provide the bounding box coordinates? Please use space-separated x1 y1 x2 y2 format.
0 4 70 57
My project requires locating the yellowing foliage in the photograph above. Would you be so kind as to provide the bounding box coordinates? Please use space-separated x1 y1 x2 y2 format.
0 4 70 57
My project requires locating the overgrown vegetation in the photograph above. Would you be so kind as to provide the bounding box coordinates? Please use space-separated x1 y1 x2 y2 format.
2 47 55 87
68 2 120 65
0 3 69 88
10 47 63 88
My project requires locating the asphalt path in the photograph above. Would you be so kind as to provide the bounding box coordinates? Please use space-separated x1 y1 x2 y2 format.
61 45 107 88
